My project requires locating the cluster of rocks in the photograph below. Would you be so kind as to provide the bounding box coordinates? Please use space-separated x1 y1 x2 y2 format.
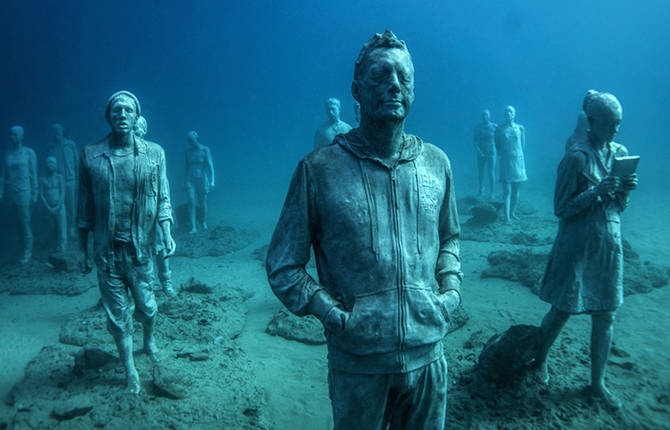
5 278 268 429
173 224 259 258
482 240 670 296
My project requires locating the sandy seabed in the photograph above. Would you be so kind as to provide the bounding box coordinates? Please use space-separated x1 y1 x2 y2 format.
0 180 668 429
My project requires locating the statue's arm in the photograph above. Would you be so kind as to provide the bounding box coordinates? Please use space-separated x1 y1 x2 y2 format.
554 152 599 219
205 146 215 186
266 160 335 319
520 125 526 149
435 156 463 312
157 148 175 255
29 149 38 202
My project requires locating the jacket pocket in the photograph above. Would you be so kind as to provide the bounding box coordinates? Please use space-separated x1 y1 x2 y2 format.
335 288 399 355
402 287 449 349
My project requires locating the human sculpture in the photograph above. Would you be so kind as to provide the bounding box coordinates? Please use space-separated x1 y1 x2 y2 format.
40 156 67 253
134 116 175 297
495 105 527 222
0 126 38 263
77 91 175 394
49 123 78 238
267 31 462 430
565 111 588 151
532 90 637 410
313 98 353 149
473 109 497 198
184 131 214 233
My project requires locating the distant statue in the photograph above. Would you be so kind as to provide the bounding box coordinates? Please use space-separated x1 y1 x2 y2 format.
0 125 38 263
353 100 361 124
184 130 214 233
313 98 352 149
532 90 637 410
473 109 497 198
78 91 175 394
565 111 588 151
495 105 527 222
49 123 78 238
134 116 175 297
40 156 67 253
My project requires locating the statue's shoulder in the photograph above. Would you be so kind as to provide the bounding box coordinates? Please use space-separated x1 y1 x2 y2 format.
82 137 109 158
422 140 450 164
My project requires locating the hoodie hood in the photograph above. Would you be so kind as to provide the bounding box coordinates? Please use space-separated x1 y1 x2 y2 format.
335 128 423 164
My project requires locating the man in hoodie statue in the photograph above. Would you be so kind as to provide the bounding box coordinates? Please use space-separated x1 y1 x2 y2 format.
77 91 175 394
267 31 462 430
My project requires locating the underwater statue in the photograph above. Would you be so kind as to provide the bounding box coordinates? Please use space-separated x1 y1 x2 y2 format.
40 156 67 253
0 125 38 263
184 130 214 233
134 116 176 297
565 110 589 152
495 105 527 222
473 109 497 198
532 90 637 410
49 123 78 238
267 30 462 430
77 91 175 394
313 97 353 149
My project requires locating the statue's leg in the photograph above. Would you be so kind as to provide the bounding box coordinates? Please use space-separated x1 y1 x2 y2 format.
532 306 570 384
186 183 197 233
200 192 208 230
477 155 484 196
511 183 521 220
98 250 140 394
488 156 495 199
591 311 621 409
17 199 32 263
503 183 512 223
56 204 67 253
130 260 159 362
157 257 175 297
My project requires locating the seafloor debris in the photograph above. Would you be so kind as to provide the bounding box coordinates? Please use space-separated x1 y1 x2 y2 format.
266 308 326 345
476 324 540 386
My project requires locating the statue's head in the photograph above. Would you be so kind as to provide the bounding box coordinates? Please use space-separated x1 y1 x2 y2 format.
482 109 491 122
504 106 516 123
135 116 148 138
325 98 341 121
9 125 24 145
187 130 199 145
583 90 622 143
46 156 58 172
52 123 64 141
352 30 415 123
105 91 141 136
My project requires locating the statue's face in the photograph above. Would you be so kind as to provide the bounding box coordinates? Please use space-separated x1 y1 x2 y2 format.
590 108 622 143
505 106 516 122
482 110 491 122
326 102 341 121
9 126 23 145
108 95 138 135
187 132 198 145
46 159 57 172
52 124 64 142
355 47 415 122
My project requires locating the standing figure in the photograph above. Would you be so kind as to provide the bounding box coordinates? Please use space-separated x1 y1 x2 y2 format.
267 31 462 430
134 116 175 297
533 90 637 410
313 98 353 149
40 156 67 253
473 109 497 198
495 105 527 222
0 126 38 263
184 131 214 233
565 111 588 152
49 123 78 238
77 91 175 394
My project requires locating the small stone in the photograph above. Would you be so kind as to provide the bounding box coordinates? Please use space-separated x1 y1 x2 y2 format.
51 395 93 420
181 278 214 294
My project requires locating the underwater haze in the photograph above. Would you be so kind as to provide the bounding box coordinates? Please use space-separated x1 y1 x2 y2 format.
1 0 669 429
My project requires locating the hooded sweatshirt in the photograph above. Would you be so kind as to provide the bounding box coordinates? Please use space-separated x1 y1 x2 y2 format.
267 129 462 374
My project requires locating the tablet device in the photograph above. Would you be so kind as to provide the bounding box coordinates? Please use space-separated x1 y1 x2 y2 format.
611 155 640 177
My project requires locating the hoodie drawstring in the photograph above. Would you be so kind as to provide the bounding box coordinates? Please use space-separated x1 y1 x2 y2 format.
412 160 422 254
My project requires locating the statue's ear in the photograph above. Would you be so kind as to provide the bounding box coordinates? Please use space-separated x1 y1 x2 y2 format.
351 81 360 102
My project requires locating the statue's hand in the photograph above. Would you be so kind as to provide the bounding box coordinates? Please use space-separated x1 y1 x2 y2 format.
596 176 621 196
438 290 460 318
622 173 638 191
210 181 215 189
164 235 176 257
324 306 349 335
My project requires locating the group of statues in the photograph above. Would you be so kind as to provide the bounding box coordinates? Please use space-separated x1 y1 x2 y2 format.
1 29 639 426
473 105 527 222
270 31 637 428
0 118 215 265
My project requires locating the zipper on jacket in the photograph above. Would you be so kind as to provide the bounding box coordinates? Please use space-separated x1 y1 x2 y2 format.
390 167 406 371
